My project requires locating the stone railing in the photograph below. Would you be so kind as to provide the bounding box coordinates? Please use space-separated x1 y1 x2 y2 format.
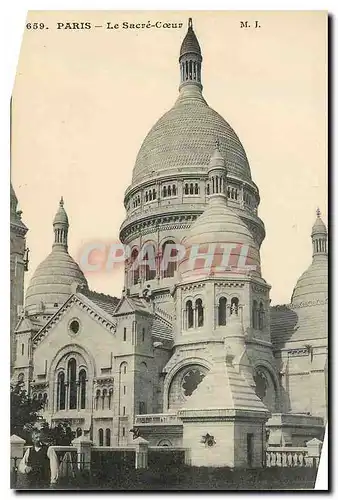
266 439 323 468
135 413 181 426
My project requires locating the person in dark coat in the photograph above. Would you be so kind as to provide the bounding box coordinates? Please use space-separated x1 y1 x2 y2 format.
18 429 59 489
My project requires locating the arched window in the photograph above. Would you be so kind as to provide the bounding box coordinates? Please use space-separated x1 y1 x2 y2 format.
186 300 193 329
131 248 139 285
153 189 156 199
43 393 48 408
143 244 156 281
258 302 264 330
68 358 77 409
57 372 66 410
162 240 177 278
172 185 177 196
252 300 258 329
230 297 239 315
149 191 152 201
105 428 111 446
167 185 172 197
184 183 189 195
227 187 231 198
218 297 227 326
145 192 148 202
206 184 210 195
163 186 167 198
98 428 104 446
196 299 204 327
18 373 24 383
95 389 101 410
76 427 82 437
189 183 194 195
195 183 199 194
79 369 86 409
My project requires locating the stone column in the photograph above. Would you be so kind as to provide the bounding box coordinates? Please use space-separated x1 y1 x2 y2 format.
65 383 69 410
193 307 197 328
240 183 245 209
133 437 149 469
72 435 93 471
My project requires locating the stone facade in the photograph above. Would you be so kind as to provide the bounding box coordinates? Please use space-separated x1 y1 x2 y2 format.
11 19 327 467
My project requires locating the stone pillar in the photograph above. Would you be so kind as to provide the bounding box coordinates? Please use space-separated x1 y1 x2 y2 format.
306 438 323 467
10 434 26 467
10 435 26 487
133 437 149 469
72 435 93 471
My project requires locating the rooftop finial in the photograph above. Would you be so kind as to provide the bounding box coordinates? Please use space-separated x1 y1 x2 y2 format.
188 18 193 29
316 207 321 218
60 196 64 208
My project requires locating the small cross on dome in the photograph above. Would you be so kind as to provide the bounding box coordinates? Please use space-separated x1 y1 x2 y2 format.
60 196 64 207
316 207 321 218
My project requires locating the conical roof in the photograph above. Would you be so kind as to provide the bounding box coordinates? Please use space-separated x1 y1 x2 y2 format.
53 197 69 225
179 18 201 57
311 208 327 236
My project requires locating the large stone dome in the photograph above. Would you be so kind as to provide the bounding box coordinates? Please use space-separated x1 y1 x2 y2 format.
132 88 252 184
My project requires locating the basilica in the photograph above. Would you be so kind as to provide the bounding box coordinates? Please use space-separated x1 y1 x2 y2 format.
11 19 328 467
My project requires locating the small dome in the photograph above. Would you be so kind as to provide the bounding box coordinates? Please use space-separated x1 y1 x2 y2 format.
291 258 328 304
53 197 68 225
25 247 88 314
178 199 261 282
312 209 327 236
291 210 328 305
180 18 201 57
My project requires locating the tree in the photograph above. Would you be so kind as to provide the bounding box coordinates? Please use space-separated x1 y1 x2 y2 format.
10 382 44 440
39 421 75 446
